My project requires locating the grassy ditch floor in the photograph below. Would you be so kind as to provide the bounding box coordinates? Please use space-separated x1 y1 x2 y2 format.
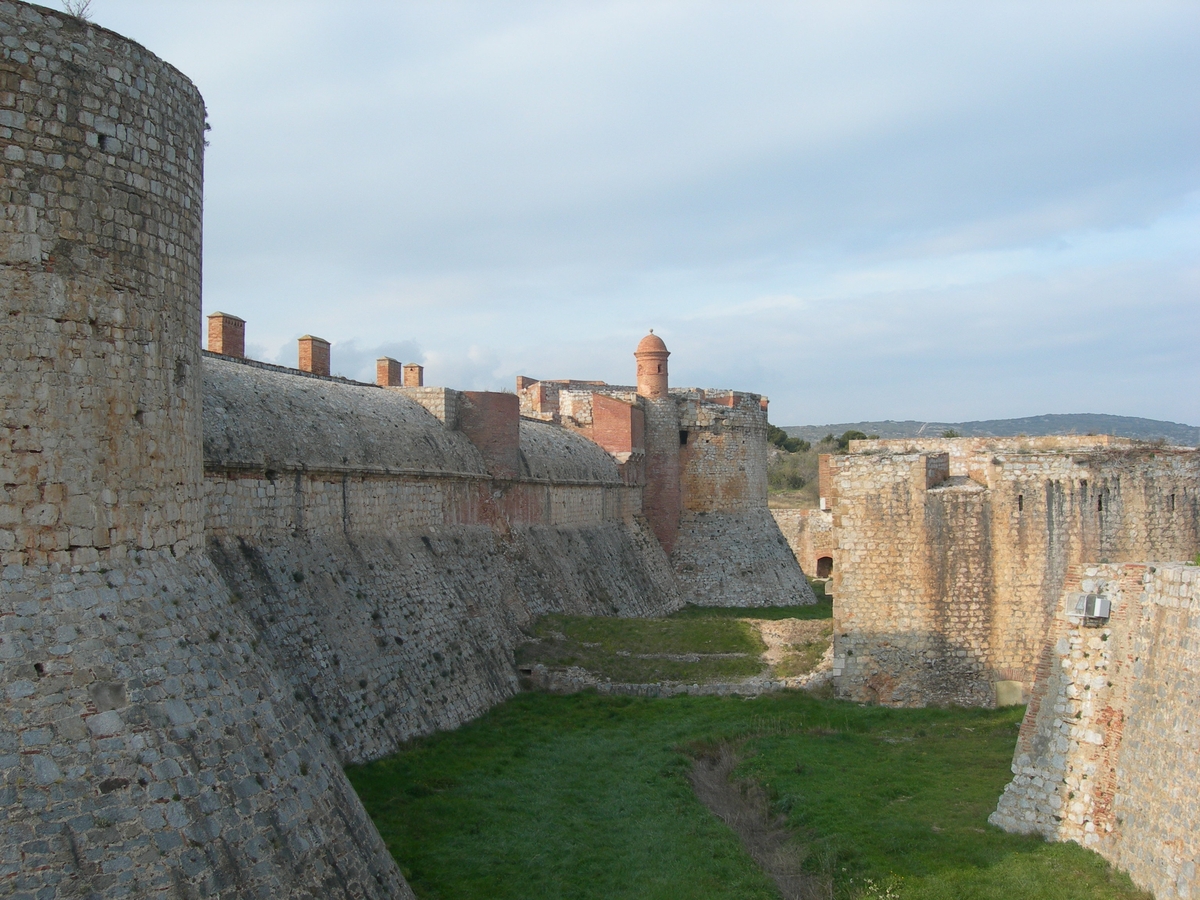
514 598 834 685
347 692 1150 900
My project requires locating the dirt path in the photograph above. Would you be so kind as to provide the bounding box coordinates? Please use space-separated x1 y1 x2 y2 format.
689 744 829 900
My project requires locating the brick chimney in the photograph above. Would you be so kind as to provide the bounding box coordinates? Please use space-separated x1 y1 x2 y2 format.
402 363 424 387
298 335 330 376
376 357 402 386
206 312 245 358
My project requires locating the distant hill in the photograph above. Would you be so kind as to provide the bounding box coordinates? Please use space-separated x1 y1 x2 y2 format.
784 414 1199 447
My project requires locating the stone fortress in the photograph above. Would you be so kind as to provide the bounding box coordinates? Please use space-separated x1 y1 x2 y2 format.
778 436 1200 899
2 3 1199 899
0 4 811 896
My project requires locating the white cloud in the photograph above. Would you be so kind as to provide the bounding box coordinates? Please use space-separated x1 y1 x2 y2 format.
89 0 1200 426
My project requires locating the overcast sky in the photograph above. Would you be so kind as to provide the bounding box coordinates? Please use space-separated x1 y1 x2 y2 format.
87 1 1198 426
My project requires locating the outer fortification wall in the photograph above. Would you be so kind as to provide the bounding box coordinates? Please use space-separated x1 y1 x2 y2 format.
670 391 816 607
771 508 835 579
202 356 680 763
828 438 1200 705
991 563 1200 900
0 5 411 898
516 375 817 608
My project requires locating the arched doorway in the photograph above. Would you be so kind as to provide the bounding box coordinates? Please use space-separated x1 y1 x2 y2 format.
816 556 833 578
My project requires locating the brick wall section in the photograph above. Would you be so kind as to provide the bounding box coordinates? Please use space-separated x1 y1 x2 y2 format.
828 438 1200 706
458 392 520 479
375 356 400 386
991 563 1200 900
402 363 423 387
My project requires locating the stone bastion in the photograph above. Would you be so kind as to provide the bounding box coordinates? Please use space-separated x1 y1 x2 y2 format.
0 4 813 896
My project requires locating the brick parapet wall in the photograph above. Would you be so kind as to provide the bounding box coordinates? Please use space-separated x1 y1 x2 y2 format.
991 563 1200 900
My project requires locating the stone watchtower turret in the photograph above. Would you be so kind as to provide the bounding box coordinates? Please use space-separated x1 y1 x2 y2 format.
635 330 670 398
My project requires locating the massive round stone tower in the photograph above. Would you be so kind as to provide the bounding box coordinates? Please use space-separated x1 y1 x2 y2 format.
0 4 410 897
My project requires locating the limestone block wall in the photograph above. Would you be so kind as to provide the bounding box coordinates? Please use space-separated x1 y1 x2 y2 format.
991 563 1200 900
829 439 1200 706
641 397 683 553
678 397 767 512
0 6 412 896
770 508 835 577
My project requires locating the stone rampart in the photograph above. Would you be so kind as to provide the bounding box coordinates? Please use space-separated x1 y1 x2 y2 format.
991 563 1200 900
0 5 411 896
828 439 1200 705
201 356 680 762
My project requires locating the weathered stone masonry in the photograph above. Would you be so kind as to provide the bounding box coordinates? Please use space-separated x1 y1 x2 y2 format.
825 437 1199 708
0 4 814 897
0 5 412 897
992 563 1200 900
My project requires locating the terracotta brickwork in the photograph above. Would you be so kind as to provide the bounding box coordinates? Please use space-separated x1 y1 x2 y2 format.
828 438 1200 706
376 356 401 386
459 391 521 479
992 563 1200 900
206 311 245 358
298 334 330 375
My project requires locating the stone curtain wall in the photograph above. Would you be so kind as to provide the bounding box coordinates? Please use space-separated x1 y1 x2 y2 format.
829 439 1200 706
202 357 681 761
991 563 1200 900
0 553 412 899
0 5 412 897
672 508 817 607
207 522 679 765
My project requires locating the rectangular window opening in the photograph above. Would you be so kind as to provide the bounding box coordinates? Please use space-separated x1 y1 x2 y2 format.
1017 494 1023 512
679 431 688 446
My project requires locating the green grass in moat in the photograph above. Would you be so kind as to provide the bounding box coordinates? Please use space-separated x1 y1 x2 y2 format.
347 691 1150 900
512 596 832 684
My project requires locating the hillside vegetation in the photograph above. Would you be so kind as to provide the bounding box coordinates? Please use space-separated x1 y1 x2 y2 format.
784 414 1198 446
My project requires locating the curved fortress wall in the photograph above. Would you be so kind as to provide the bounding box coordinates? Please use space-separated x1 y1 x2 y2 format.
992 563 1200 900
672 391 816 607
826 437 1200 706
202 355 681 764
0 6 411 898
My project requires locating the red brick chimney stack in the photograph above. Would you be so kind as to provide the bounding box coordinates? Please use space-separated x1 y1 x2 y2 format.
376 357 402 386
298 335 330 376
402 363 424 387
206 312 245 358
